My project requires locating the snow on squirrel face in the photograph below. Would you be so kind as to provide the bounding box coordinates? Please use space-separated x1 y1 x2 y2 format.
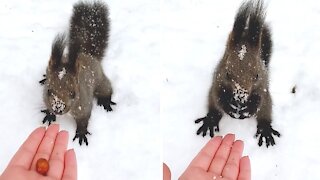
238 45 247 60
58 68 66 80
233 83 249 104
51 94 66 114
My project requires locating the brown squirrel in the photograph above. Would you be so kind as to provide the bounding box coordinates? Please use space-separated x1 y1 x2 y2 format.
40 1 115 146
195 0 280 147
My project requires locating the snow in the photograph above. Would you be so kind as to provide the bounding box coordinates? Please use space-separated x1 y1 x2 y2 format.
0 0 160 180
234 82 249 103
163 0 320 180
51 94 66 113
238 44 247 60
58 67 66 80
1 0 320 180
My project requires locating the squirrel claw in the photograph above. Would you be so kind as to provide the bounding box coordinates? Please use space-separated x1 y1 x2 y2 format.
97 97 116 112
73 130 91 146
39 74 46 85
41 109 56 125
255 122 280 148
195 116 220 138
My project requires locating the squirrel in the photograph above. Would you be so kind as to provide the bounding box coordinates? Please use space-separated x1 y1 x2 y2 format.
195 0 280 147
40 1 115 146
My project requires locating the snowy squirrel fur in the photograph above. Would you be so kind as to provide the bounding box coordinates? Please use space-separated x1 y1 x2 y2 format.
41 1 115 146
195 0 280 147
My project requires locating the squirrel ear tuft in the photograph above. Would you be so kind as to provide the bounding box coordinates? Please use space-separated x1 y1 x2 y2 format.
49 33 66 70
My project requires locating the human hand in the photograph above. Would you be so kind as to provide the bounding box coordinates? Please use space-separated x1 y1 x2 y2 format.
0 124 77 180
163 163 171 180
179 134 250 180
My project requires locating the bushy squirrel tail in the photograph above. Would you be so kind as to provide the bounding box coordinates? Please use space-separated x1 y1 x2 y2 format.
230 0 265 48
229 0 272 66
68 1 110 64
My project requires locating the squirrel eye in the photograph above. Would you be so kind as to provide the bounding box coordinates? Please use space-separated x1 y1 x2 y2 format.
47 89 52 96
226 72 232 81
254 74 259 81
70 91 76 99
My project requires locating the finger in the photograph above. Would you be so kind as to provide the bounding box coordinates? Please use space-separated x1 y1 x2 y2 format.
31 124 60 170
221 140 244 179
8 127 46 169
163 163 171 180
62 149 77 180
47 130 69 179
188 136 222 171
208 134 235 174
238 156 251 180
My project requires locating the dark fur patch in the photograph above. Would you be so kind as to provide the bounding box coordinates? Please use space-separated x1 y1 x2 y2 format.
217 84 237 115
261 25 272 67
230 0 266 47
247 0 265 46
69 1 110 67
239 93 261 117
97 96 116 111
50 33 66 69
231 1 251 46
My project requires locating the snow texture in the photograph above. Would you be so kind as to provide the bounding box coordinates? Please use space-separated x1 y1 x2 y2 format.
58 67 66 80
0 0 160 179
163 0 320 180
238 44 247 60
1 0 320 180
51 94 66 113
233 82 249 103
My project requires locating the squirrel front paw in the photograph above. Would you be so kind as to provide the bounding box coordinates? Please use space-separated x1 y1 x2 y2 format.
41 109 56 125
97 97 116 112
195 115 220 138
73 129 91 146
255 122 281 147
39 74 46 85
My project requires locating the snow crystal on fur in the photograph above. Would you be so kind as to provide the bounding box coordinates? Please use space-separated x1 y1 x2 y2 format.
238 45 247 60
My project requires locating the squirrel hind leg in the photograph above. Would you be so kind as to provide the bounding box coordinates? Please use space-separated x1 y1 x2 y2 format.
95 75 115 111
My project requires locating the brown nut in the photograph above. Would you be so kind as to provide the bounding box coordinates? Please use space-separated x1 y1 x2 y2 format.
36 158 49 175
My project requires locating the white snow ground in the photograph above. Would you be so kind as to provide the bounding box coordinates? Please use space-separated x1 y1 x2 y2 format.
1 0 320 180
0 0 160 179
162 0 320 180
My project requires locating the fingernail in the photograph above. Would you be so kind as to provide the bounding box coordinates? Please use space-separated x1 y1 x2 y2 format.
59 130 69 138
226 133 235 139
235 139 244 144
60 130 69 134
33 127 46 134
37 126 46 131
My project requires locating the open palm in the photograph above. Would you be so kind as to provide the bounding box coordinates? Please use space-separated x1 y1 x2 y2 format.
0 125 77 180
179 134 251 180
